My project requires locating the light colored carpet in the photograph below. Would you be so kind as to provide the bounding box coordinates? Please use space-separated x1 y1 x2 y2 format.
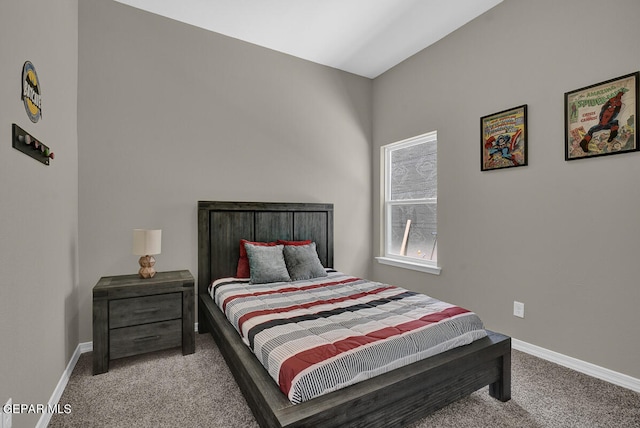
49 334 640 427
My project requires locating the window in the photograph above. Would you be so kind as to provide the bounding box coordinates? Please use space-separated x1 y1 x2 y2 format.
377 131 440 275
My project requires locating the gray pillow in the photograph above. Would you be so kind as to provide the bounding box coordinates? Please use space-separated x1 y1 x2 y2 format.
244 243 291 284
283 242 328 281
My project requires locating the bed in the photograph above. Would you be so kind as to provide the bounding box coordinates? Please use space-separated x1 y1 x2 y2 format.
197 201 511 428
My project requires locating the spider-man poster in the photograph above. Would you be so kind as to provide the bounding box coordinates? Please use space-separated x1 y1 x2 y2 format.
565 72 638 160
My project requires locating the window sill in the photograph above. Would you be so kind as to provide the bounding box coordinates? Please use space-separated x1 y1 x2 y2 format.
375 257 441 275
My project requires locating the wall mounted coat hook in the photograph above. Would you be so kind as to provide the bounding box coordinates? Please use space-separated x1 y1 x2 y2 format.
12 123 54 165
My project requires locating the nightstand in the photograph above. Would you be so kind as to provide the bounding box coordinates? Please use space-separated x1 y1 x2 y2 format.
93 270 195 375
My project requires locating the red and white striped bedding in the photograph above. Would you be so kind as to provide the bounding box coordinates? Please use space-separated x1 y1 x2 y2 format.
209 270 487 404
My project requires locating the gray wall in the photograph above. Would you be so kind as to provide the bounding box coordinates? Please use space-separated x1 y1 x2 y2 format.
372 0 640 379
0 1 79 427
77 0 372 341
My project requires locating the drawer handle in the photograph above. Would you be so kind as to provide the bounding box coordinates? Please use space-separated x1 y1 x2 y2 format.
132 335 161 342
133 307 160 314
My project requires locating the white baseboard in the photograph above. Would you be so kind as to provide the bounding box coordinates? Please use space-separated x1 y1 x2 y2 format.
512 338 640 393
36 341 92 428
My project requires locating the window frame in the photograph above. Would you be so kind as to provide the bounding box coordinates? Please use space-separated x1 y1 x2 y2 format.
376 131 441 275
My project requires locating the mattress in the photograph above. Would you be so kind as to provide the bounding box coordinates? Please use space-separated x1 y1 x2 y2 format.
209 270 487 404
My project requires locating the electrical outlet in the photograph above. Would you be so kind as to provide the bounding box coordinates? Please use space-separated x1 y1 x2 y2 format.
513 301 525 318
2 398 12 428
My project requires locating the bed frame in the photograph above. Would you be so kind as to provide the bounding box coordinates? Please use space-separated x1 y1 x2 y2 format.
197 201 511 428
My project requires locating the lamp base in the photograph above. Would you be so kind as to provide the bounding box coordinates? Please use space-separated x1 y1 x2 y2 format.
138 255 156 279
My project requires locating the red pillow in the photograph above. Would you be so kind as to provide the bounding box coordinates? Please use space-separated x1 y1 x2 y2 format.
236 239 277 278
277 239 312 246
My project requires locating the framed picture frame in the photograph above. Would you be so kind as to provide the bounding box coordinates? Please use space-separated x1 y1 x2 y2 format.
481 104 527 171
565 71 639 161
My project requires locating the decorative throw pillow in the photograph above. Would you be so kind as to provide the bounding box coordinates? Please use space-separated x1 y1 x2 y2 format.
236 239 277 278
277 239 312 246
283 242 327 281
244 243 291 284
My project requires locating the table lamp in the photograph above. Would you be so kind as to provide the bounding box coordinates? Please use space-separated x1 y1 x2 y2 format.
133 229 161 278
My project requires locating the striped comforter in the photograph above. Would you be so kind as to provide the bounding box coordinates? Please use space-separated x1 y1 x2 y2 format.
209 270 487 404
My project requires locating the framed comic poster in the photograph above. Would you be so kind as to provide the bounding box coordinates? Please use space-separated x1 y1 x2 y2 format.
481 104 527 171
565 72 639 161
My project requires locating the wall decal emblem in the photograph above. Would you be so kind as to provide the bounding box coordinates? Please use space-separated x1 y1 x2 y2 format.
22 61 42 123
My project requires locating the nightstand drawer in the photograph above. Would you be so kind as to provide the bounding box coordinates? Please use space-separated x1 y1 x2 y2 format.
109 292 181 328
110 319 182 359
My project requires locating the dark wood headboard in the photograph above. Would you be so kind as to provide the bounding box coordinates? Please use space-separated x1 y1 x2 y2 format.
197 201 334 297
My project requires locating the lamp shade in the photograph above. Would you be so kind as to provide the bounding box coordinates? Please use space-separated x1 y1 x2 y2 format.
132 229 162 256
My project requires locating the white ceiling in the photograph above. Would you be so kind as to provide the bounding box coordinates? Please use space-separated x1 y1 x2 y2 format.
113 0 502 78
